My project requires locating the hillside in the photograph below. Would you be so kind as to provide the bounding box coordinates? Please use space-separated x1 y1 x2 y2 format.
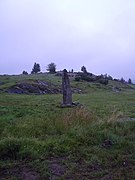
0 73 134 94
0 73 135 179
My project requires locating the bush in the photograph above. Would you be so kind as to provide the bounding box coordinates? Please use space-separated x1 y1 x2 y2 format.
75 76 81 81
75 73 108 85
97 78 108 85
22 71 28 75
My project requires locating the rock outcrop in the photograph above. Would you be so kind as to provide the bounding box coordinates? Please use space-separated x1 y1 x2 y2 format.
6 80 82 95
7 80 61 95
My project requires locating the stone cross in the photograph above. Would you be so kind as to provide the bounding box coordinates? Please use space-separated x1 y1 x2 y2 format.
62 69 72 106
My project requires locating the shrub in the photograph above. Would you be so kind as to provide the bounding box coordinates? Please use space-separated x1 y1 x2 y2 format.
75 76 81 81
22 71 28 75
97 78 108 85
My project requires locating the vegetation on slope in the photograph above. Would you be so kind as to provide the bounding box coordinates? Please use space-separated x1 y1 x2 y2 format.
0 74 135 179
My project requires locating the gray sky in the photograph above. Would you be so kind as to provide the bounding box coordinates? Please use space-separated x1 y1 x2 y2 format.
0 0 135 80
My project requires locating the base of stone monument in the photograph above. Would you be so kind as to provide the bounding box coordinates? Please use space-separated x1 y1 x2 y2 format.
60 102 82 108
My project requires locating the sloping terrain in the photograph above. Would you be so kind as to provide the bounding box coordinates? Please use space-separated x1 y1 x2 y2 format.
0 73 134 94
0 73 135 179
0 74 82 95
7 80 61 94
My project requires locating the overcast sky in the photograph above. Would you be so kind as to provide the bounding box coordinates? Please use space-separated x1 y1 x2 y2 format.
0 0 135 80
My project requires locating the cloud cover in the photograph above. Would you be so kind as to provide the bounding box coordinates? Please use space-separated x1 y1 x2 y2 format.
0 0 135 79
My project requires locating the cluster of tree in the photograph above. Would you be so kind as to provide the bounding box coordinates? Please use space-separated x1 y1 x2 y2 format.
75 66 109 85
75 66 133 85
114 77 132 84
22 63 133 85
75 73 109 85
22 62 56 75
22 71 28 75
81 66 133 84
69 69 74 73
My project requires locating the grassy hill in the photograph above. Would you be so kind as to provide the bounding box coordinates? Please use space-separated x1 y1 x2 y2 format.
0 73 135 179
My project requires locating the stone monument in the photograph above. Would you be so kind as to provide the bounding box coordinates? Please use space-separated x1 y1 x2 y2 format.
62 69 72 106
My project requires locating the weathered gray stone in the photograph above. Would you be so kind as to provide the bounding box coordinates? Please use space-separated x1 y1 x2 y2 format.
62 69 72 106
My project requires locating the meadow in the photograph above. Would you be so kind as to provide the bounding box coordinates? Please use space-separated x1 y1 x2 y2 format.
0 74 135 179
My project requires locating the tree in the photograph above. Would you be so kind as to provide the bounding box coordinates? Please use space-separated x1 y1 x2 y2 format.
31 62 41 74
22 70 28 75
46 62 56 73
107 75 113 80
128 78 132 84
81 66 87 73
120 77 125 83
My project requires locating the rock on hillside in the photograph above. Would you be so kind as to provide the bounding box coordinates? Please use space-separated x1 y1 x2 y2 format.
6 80 82 95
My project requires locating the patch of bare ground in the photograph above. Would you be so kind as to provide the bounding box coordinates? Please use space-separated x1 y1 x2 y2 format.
0 157 134 179
46 156 135 179
47 157 69 179
0 165 41 180
101 166 135 180
46 156 105 179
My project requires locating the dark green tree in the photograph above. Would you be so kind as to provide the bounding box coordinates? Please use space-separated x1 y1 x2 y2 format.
22 70 28 75
31 62 41 74
120 77 125 83
81 66 87 73
107 75 113 80
46 62 56 73
128 78 132 84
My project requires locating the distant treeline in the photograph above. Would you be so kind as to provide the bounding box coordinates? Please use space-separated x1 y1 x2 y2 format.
22 63 133 85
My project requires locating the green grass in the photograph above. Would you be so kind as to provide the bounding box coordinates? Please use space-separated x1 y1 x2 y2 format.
0 74 135 179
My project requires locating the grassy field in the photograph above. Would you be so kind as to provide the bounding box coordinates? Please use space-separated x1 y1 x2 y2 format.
0 74 135 179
